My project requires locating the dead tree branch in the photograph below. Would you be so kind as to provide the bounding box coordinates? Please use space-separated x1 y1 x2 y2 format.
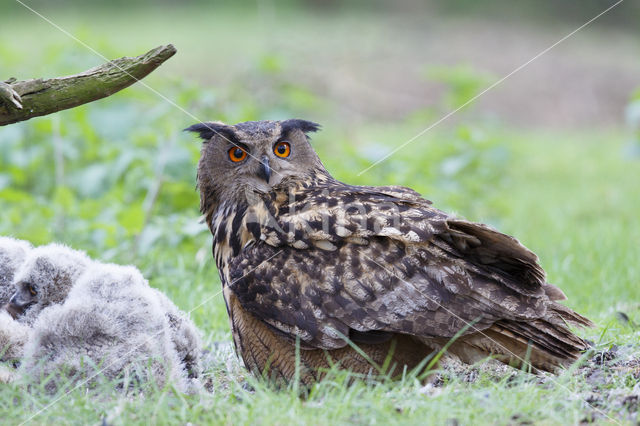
0 44 176 126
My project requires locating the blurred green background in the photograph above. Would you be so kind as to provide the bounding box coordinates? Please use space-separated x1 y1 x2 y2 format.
1 0 639 340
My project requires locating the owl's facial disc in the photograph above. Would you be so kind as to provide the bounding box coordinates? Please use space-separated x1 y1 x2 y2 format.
192 119 323 210
229 138 296 190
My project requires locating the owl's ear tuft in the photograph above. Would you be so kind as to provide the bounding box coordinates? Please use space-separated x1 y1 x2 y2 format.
280 119 321 136
184 122 232 142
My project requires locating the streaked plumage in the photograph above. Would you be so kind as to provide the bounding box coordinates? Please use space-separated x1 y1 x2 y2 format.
188 119 593 385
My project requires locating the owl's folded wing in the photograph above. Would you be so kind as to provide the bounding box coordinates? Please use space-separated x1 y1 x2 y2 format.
228 184 589 350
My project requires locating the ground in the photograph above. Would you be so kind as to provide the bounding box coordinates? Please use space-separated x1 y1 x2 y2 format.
0 3 639 425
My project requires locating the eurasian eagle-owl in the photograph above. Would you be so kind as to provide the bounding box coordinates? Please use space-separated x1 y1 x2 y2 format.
188 119 593 385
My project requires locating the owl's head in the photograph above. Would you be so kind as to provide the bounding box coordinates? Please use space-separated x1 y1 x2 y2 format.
8 243 91 323
187 119 326 212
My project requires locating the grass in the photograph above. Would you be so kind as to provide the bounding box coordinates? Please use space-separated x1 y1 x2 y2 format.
1 4 640 425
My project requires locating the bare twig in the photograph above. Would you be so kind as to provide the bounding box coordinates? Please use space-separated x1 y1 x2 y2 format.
0 44 177 126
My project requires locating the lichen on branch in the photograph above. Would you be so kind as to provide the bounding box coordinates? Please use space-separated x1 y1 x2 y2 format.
0 44 176 126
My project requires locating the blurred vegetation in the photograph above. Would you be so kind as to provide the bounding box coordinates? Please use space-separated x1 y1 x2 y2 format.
626 87 640 156
4 0 639 29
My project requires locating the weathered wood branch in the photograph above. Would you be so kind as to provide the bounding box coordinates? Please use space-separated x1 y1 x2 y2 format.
0 44 176 126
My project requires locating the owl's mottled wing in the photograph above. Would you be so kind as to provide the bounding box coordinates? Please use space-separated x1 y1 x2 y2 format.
228 182 564 350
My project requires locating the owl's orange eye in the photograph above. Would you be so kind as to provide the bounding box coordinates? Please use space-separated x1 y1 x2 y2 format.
274 141 291 158
228 147 247 162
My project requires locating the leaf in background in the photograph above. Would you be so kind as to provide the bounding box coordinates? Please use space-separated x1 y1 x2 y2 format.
136 224 164 256
0 188 34 203
258 54 284 75
424 64 494 111
163 144 195 181
72 163 112 197
52 186 76 211
89 103 140 141
117 202 145 236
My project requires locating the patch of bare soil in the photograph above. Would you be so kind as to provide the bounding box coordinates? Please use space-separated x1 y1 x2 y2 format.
424 345 640 424
576 346 640 423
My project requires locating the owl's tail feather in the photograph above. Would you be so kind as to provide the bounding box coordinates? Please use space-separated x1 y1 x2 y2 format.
441 303 594 373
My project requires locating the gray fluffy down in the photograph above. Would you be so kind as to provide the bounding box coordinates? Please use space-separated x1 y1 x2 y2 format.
13 243 92 325
20 263 202 393
0 237 32 306
0 238 203 393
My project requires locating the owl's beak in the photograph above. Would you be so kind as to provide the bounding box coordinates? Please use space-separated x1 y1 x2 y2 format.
258 156 271 183
4 302 24 319
6 293 33 319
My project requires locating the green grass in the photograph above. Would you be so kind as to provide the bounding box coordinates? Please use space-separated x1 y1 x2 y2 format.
1 5 640 425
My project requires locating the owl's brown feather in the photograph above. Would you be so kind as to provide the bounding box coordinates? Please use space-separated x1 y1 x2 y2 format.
226 288 435 385
191 119 593 384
